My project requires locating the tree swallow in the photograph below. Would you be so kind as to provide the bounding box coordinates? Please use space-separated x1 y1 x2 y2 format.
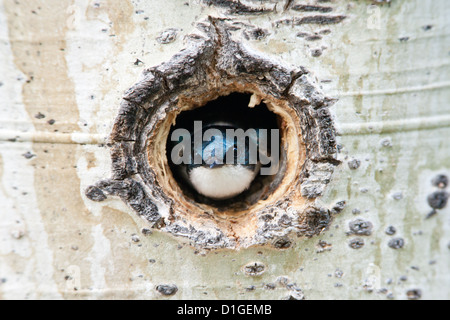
168 93 279 201
171 120 261 201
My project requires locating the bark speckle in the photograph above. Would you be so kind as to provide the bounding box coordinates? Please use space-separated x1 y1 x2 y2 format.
385 225 396 235
348 158 361 170
273 237 292 249
427 191 448 209
349 237 365 249
332 200 346 214
243 262 266 276
34 112 45 119
388 237 405 249
347 219 373 236
22 151 35 159
156 284 178 296
311 48 323 57
406 289 422 300
156 28 179 44
432 174 448 189
392 192 403 200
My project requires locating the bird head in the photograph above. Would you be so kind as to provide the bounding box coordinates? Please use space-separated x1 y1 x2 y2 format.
182 123 261 200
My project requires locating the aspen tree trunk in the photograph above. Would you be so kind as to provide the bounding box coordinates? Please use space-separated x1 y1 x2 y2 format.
0 0 449 300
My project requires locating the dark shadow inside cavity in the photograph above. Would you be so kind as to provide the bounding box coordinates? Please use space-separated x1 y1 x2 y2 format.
166 92 286 210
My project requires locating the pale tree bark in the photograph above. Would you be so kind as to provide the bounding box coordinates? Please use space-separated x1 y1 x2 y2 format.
0 0 449 300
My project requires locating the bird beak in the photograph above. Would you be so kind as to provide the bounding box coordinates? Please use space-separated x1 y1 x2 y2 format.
208 162 224 169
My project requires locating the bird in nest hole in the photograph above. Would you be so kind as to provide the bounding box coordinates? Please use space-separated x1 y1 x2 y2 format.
168 93 278 201
170 120 262 200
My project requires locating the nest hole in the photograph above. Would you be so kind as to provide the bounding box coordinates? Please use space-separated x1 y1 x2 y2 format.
166 92 286 211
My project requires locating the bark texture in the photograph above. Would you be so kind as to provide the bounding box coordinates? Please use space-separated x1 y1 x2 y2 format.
0 0 449 299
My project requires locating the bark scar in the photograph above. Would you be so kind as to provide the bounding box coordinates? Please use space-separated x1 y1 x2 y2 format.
86 17 341 250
